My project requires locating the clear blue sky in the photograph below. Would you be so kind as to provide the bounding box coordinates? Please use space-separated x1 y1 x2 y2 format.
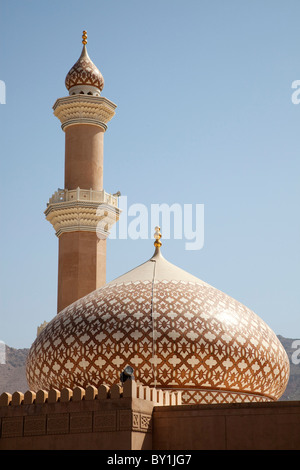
0 0 299 348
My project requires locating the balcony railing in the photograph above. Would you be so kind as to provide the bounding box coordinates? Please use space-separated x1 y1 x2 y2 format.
47 188 119 208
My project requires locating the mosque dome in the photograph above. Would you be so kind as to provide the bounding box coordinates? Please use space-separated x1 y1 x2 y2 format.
26 229 289 405
65 31 104 96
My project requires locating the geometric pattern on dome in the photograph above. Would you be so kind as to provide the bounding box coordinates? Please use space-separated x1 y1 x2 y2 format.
181 389 273 404
65 45 104 92
26 279 289 405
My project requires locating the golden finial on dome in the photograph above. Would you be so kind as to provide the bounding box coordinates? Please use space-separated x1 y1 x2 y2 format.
82 30 87 45
154 226 162 248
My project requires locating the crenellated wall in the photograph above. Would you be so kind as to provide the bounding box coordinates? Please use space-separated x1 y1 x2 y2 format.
1 382 300 450
0 381 181 450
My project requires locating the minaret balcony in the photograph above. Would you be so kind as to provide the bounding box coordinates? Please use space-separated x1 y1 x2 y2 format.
47 187 119 207
45 187 121 238
53 95 117 131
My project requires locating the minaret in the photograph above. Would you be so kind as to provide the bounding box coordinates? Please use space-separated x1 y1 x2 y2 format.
45 31 120 313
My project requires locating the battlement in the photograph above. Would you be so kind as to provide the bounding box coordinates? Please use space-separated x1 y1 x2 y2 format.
0 381 182 407
0 381 182 450
0 384 299 450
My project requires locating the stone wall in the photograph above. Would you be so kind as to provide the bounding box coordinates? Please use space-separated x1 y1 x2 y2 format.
0 381 181 450
1 382 300 450
153 400 300 450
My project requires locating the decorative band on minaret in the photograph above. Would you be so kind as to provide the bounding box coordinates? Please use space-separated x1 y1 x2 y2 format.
46 32 120 313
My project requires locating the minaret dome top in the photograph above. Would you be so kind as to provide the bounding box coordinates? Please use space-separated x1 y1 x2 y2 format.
65 30 104 96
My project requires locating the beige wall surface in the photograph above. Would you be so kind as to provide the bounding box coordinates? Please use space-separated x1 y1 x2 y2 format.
57 232 106 312
64 124 104 191
0 396 153 450
153 401 300 450
1 384 299 450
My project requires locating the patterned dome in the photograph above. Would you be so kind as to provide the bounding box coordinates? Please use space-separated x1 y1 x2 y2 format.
65 33 104 95
26 244 289 405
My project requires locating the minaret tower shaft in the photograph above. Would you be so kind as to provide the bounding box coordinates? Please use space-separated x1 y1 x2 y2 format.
45 31 120 313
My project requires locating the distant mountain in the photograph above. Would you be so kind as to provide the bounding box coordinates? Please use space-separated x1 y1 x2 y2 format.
0 346 29 394
0 336 299 400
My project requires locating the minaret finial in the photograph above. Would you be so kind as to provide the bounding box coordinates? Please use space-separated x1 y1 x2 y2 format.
82 30 87 45
154 226 162 249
